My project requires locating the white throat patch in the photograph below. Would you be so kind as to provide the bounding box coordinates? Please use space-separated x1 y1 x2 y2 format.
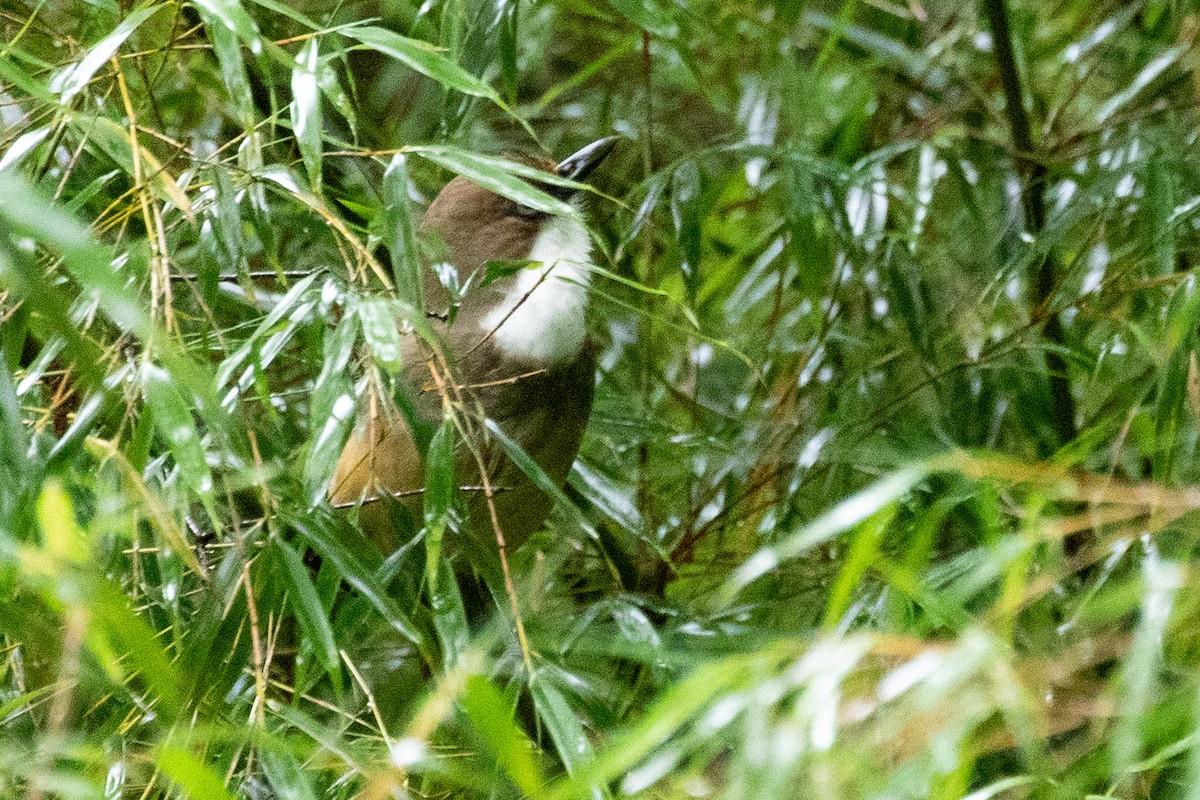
481 213 592 364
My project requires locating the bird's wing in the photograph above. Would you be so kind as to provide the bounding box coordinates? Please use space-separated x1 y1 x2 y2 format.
328 327 596 549
329 390 422 507
329 335 435 509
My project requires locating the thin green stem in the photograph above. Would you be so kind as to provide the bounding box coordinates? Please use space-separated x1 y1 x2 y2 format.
983 0 1078 452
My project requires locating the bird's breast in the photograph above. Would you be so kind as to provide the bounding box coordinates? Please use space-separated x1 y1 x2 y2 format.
480 213 592 365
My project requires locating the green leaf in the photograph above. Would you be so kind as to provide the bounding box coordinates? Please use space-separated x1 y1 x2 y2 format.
382 153 424 310
30 483 184 720
259 747 321 800
0 126 50 171
193 0 259 124
1095 46 1185 125
0 49 56 103
68 113 195 221
428 558 469 671
715 465 929 609
269 702 362 769
482 419 594 538
274 538 341 680
306 306 358 499
1113 558 1182 776
605 0 679 38
88 574 185 720
587 264 700 329
192 0 263 54
461 674 546 797
531 674 611 798
498 0 519 103
156 745 238 800
409 145 576 216
805 10 949 90
216 273 319 408
0 348 29 519
50 4 166 104
0 171 149 338
35 479 87 564
64 169 120 213
545 651 758 800
291 37 323 193
481 258 538 287
1145 145 1176 278
141 363 214 501
345 26 500 100
0 264 100 395
316 50 357 134
287 514 426 650
356 297 405 375
821 506 895 629
420 416 466 662
423 417 455 592
774 0 804 26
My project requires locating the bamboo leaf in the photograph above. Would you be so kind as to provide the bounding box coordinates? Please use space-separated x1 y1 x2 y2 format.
192 0 264 54
345 26 500 100
382 153 424 310
356 297 405 375
461 674 546 797
68 113 195 221
291 37 323 193
287 514 426 650
410 145 576 216
141 362 214 500
156 745 237 800
50 4 165 104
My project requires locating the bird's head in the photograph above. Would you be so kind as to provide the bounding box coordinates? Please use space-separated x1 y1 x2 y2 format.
420 136 618 272
420 136 618 365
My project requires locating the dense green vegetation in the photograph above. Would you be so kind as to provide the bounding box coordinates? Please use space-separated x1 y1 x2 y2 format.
4 0 1200 797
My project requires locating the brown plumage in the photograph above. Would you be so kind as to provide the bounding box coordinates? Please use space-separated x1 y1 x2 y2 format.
330 138 616 557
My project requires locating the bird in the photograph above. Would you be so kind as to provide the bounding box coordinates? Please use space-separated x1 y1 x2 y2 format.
329 137 618 567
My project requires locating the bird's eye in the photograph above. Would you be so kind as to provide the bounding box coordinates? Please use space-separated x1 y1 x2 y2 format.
507 200 544 219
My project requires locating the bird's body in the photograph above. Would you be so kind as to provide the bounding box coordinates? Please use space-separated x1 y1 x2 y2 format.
330 139 615 556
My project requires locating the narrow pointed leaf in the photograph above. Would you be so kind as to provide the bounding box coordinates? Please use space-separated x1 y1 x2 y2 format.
346 26 499 100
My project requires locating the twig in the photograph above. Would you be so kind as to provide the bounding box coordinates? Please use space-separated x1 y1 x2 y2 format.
426 361 534 676
637 28 658 590
168 270 315 283
113 54 174 334
328 484 510 510
461 265 555 358
241 562 267 728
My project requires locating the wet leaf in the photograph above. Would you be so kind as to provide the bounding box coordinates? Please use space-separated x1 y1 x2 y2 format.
410 145 576 215
423 417 455 592
346 26 500 100
274 538 341 680
141 363 213 500
50 4 165 104
291 37 322 193
461 674 546 796
356 297 405 375
382 153 424 309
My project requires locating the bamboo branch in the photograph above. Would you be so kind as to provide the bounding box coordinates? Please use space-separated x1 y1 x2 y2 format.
983 0 1078 451
168 270 314 283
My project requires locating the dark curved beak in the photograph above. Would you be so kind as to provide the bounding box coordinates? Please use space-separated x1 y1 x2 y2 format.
555 136 620 183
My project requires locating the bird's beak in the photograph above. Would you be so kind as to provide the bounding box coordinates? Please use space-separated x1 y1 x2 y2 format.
555 136 620 183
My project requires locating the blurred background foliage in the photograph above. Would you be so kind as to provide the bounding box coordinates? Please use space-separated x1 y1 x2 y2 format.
4 0 1200 797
